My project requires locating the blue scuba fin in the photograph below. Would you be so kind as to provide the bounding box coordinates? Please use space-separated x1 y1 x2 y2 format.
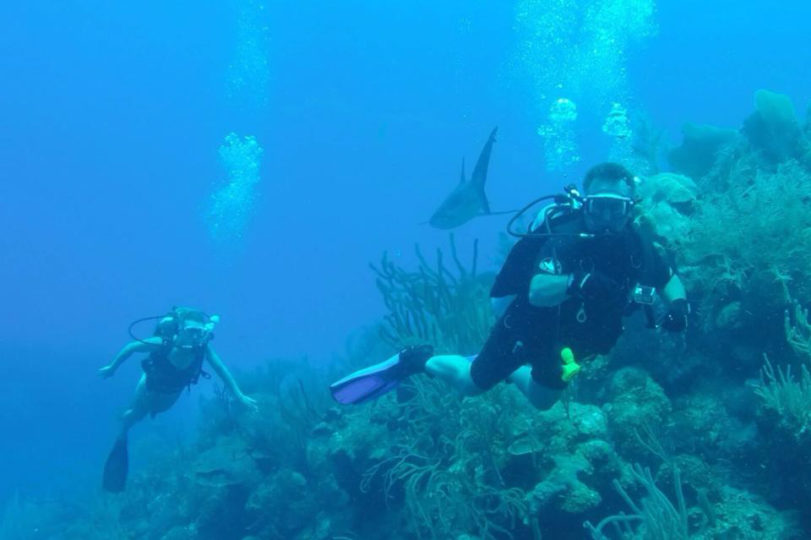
329 345 433 404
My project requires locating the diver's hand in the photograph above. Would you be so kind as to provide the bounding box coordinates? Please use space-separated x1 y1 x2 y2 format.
529 273 570 307
568 271 622 306
237 393 259 412
98 365 116 379
660 299 689 332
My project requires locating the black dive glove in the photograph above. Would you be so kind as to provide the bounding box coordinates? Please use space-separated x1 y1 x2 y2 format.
660 298 689 332
568 271 623 306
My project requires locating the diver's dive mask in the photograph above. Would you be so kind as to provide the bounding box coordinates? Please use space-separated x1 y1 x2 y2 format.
173 314 219 349
178 324 206 347
583 193 635 233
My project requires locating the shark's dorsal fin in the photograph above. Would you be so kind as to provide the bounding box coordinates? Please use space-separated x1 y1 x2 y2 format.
429 127 498 229
471 127 497 188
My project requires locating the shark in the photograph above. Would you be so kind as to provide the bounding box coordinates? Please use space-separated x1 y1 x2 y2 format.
429 127 498 229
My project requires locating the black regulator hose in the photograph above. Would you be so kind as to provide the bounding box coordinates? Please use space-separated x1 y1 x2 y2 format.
505 182 602 239
507 192 591 238
505 194 557 237
127 315 163 345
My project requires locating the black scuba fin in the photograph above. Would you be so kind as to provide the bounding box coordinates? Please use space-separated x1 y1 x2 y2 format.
102 434 129 493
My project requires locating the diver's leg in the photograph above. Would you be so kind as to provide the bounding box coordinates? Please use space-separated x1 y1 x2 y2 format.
120 374 151 436
424 355 482 396
466 314 528 395
120 377 183 436
507 366 562 410
148 390 183 415
426 312 527 397
105 374 159 492
330 325 515 405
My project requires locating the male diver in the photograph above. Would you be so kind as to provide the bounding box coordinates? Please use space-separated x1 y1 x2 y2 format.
331 163 688 409
98 307 258 492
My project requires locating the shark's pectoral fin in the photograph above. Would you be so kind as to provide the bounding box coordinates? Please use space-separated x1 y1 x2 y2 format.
472 127 497 214
480 192 491 214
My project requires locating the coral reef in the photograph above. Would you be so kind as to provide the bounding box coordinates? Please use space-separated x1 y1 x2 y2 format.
10 90 811 539
672 91 811 365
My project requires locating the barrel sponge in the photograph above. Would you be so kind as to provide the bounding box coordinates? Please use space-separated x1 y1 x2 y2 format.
668 123 738 180
742 89 805 162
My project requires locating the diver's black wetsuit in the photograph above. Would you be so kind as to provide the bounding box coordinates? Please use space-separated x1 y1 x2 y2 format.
142 345 207 393
470 212 673 390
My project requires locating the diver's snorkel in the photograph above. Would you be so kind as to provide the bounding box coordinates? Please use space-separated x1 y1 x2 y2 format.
506 184 595 239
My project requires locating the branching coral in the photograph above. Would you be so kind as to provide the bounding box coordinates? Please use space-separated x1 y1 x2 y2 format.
584 464 688 540
353 238 533 538
785 300 811 363
370 235 493 354
682 157 811 333
196 357 330 485
754 355 811 437
361 378 527 540
668 92 811 344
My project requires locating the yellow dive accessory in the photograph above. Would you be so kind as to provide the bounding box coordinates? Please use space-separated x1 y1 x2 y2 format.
560 347 581 382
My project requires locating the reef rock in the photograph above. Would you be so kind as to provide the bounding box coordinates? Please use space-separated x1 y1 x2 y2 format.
191 438 261 489
516 403 629 516
603 367 672 460
636 172 698 244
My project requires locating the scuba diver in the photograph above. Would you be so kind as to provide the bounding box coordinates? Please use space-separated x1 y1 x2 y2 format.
98 306 257 492
330 162 688 409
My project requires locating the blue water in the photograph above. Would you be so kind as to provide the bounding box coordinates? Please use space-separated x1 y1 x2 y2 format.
1 0 809 515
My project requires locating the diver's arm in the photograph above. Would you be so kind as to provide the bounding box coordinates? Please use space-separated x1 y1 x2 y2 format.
491 235 546 298
661 273 687 303
99 338 161 378
528 273 570 307
491 295 517 319
205 346 258 409
658 274 689 331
